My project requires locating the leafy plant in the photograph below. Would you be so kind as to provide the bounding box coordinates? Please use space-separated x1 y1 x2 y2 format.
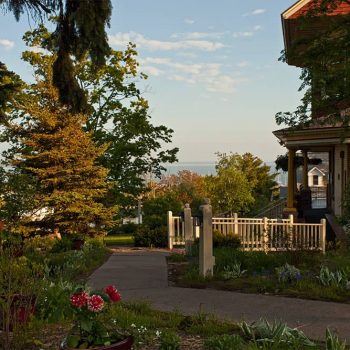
317 266 348 288
276 263 302 284
159 330 180 350
204 334 244 350
221 263 246 280
239 319 316 347
326 329 346 350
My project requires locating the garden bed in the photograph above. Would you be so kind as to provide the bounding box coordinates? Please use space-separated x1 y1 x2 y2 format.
167 248 350 303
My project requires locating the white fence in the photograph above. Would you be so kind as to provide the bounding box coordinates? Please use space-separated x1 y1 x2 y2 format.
167 211 326 253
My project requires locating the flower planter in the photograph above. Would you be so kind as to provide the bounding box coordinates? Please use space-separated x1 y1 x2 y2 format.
60 336 133 350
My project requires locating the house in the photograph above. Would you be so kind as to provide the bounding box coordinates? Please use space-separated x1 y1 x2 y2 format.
273 0 350 222
308 166 326 187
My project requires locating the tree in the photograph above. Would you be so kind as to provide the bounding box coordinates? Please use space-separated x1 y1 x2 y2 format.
1 0 112 112
158 170 206 210
206 153 276 215
275 1 350 128
1 58 114 236
19 25 178 215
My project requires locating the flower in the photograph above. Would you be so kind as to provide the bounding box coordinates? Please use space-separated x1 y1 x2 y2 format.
70 291 89 308
66 285 125 348
104 285 121 303
87 294 105 312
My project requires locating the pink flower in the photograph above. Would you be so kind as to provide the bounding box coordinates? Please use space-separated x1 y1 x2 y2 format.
70 291 89 308
104 285 121 303
87 294 104 312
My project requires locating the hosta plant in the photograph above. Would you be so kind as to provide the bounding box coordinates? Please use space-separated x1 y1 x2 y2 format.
61 285 130 349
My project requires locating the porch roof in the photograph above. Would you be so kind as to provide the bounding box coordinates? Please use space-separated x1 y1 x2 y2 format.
273 125 350 148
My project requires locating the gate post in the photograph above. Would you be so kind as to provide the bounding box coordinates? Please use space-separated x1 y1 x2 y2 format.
184 204 193 253
199 199 215 277
321 218 326 254
167 211 173 250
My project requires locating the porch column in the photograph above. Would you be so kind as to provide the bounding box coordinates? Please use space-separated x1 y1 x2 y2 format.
283 148 298 217
303 150 309 189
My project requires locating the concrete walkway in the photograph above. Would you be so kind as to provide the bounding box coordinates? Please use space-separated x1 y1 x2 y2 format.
89 251 350 341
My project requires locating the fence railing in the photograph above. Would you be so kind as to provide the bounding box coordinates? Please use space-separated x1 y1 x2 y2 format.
167 211 326 253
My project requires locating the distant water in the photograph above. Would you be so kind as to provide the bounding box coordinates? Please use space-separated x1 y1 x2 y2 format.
162 161 288 185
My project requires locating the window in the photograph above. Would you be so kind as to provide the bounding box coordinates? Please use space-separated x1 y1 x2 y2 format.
313 175 319 186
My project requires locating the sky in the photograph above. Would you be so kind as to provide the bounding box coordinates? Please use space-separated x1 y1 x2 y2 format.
0 0 303 163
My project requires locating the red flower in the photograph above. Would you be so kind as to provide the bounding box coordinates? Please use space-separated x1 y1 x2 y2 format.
104 285 121 303
70 291 89 308
87 294 104 312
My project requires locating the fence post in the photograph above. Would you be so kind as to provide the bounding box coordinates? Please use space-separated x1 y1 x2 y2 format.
199 199 215 277
321 218 326 254
263 217 268 252
289 214 294 249
184 204 193 253
234 213 238 235
167 211 173 250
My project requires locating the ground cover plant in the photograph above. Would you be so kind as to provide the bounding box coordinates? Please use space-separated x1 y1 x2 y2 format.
171 244 350 303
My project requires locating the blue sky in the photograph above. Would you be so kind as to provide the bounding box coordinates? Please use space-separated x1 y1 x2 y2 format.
0 0 303 163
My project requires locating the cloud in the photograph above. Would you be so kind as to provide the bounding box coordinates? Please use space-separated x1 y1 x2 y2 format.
254 25 262 31
142 65 164 76
184 18 195 24
0 39 15 50
237 61 249 68
243 8 266 16
233 31 254 38
139 56 244 93
172 31 225 40
108 32 224 52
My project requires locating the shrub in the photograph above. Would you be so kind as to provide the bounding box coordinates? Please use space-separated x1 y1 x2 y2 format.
204 334 244 350
158 330 180 350
133 225 167 248
108 223 138 235
213 231 241 249
50 236 73 253
275 263 301 284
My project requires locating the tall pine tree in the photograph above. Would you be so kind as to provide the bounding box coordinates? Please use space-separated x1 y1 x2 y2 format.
4 65 114 236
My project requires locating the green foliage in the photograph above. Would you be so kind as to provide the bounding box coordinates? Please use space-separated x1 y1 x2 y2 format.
276 264 302 284
213 231 241 249
143 194 182 228
206 153 276 215
326 328 347 350
159 331 181 350
275 2 350 128
204 334 244 350
50 237 73 253
221 263 247 280
133 225 167 248
317 266 349 288
239 320 316 348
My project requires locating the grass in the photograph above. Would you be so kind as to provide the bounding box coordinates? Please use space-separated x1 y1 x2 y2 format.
103 235 134 246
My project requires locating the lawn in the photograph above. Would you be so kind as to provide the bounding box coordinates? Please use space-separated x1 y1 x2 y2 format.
103 235 134 246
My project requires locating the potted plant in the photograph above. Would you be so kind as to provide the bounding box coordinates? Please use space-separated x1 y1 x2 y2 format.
60 285 133 350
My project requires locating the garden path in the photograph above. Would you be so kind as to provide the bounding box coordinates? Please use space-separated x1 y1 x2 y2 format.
89 250 350 341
